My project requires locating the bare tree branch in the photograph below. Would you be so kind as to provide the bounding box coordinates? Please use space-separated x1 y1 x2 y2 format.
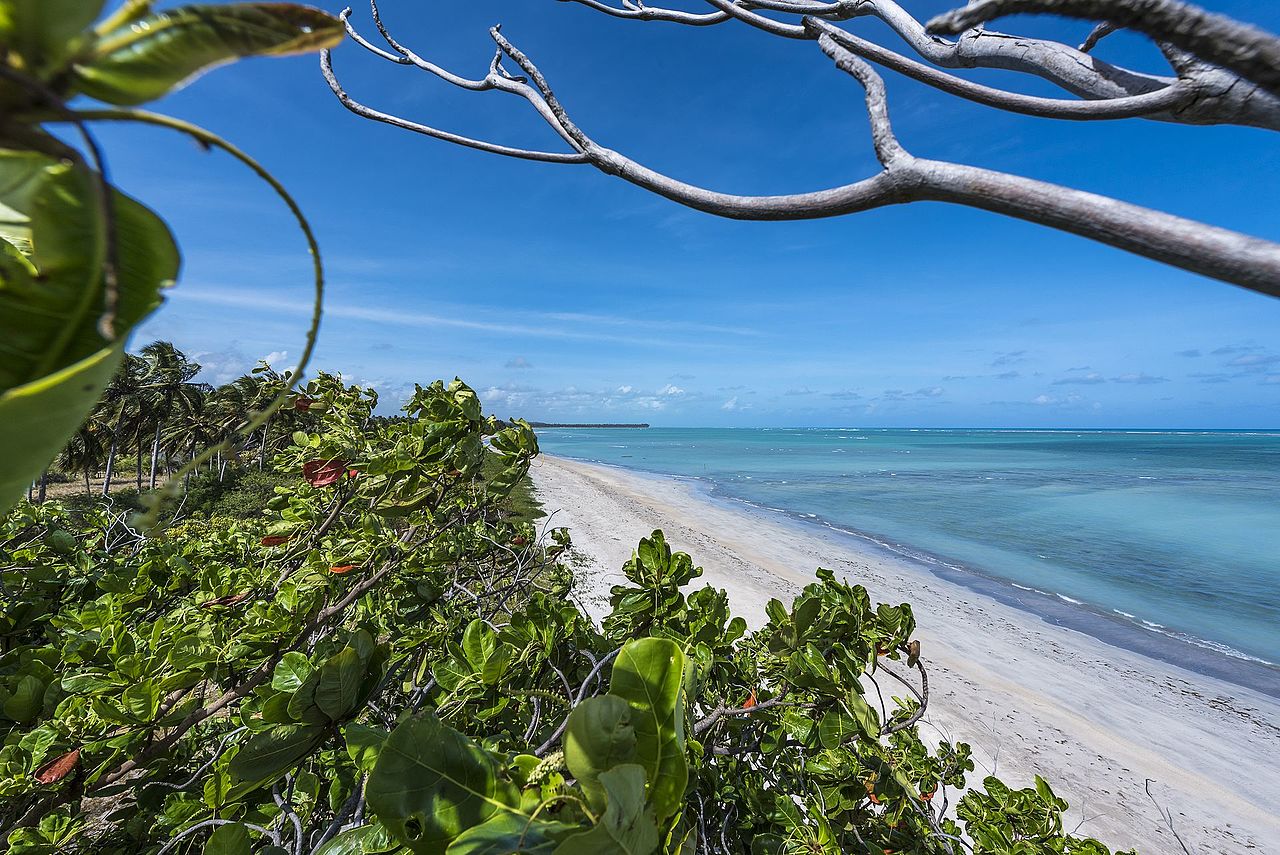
928 0 1280 98
322 2 1280 296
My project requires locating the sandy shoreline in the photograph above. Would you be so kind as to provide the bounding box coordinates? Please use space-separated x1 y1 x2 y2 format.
532 454 1280 854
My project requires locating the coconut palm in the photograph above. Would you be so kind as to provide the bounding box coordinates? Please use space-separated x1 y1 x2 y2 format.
138 342 204 489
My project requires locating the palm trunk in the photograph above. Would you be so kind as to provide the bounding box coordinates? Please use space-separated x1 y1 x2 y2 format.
102 441 116 496
135 438 143 491
83 468 91 494
149 421 161 490
258 426 269 471
36 470 48 504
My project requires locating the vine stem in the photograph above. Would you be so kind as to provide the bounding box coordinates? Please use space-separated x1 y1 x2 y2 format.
62 109 326 529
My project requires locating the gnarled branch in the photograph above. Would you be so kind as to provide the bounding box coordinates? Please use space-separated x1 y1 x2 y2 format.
321 1 1280 296
929 0 1280 98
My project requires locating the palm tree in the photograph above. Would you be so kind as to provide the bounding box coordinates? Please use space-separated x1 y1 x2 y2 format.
139 342 203 489
95 353 146 495
160 384 216 486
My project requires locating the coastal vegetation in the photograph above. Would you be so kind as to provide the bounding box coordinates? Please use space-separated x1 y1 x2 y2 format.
1 368 1135 855
2 1 1275 853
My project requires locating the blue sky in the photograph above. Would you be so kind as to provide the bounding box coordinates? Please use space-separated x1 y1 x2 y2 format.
100 0 1280 427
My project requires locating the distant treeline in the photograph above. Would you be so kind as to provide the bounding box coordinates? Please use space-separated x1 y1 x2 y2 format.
528 422 651 429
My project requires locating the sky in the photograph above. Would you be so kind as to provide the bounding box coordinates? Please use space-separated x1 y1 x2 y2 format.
95 0 1280 427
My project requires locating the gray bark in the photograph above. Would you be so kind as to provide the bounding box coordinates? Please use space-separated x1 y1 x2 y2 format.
322 0 1280 297
102 441 116 496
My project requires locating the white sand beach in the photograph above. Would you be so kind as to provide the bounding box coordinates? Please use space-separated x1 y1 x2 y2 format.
532 454 1280 855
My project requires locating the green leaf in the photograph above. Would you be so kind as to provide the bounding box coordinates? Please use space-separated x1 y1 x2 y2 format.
122 681 160 723
2 675 45 724
0 0 104 72
845 690 880 738
315 647 363 721
228 723 326 788
447 812 576 855
272 652 312 693
607 639 687 824
72 3 344 106
343 722 387 774
553 764 657 855
0 151 175 516
204 822 251 855
314 824 397 855
366 712 520 855
563 696 636 815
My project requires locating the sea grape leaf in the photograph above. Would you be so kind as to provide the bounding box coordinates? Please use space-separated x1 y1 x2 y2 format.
204 822 251 855
366 712 520 855
563 695 636 815
0 152 176 516
313 823 397 855
315 647 363 721
447 812 576 855
72 3 344 106
272 652 312 693
228 723 326 789
606 638 687 824
343 722 387 773
0 0 104 73
553 764 657 855
845 690 880 738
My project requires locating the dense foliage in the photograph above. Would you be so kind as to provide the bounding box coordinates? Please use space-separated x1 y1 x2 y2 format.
32 341 324 505
0 374 1132 855
0 0 343 514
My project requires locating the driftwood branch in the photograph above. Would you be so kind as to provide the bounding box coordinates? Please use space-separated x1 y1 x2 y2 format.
928 0 1280 98
322 1 1280 297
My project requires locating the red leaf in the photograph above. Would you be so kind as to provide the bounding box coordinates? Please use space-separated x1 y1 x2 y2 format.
347 469 359 479
202 592 251 608
304 459 348 487
35 749 80 785
329 564 357 575
511 536 528 547
261 534 291 547
920 788 936 802
742 689 757 709
294 397 314 411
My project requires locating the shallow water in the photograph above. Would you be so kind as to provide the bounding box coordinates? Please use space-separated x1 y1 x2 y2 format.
537 428 1280 673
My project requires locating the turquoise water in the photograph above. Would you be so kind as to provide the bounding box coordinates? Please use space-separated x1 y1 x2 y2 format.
536 428 1280 686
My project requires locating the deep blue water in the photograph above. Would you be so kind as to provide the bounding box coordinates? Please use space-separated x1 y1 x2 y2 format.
536 428 1280 685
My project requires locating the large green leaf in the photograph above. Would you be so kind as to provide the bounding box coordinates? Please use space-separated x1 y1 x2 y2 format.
366 713 520 855
0 150 175 515
314 823 398 855
72 3 344 106
315 647 363 721
553 765 657 855
271 652 313 693
0 0 104 73
447 813 576 855
228 723 327 789
204 822 251 855
607 639 687 824
563 696 636 815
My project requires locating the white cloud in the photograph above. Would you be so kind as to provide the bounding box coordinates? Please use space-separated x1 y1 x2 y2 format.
616 385 633 395
721 397 739 411
261 350 289 369
658 384 685 397
1112 372 1168 385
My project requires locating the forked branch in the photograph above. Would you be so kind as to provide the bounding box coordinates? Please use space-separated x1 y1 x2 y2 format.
322 1 1280 296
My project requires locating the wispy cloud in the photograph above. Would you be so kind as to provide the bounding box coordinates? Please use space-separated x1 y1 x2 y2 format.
505 357 533 370
178 290 743 349
1112 373 1168 384
1053 372 1106 385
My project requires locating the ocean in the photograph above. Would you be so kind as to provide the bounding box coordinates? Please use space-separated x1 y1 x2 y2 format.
535 428 1280 692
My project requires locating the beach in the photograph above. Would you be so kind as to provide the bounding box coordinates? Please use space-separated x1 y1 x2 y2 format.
532 454 1280 854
